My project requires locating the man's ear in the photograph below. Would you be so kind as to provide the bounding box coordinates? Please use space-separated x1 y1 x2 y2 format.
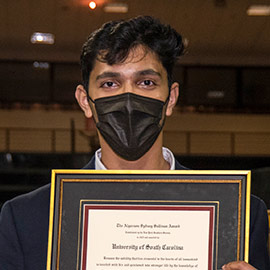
75 85 93 118
166 82 179 116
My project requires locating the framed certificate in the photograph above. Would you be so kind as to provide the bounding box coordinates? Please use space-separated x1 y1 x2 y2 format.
46 170 251 270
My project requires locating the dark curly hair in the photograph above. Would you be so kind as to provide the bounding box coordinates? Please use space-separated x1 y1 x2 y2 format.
80 15 184 90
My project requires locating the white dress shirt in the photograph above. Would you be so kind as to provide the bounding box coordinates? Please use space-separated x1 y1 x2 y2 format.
95 147 175 170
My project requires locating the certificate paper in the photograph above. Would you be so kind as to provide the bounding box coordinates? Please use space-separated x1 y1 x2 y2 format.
80 204 217 270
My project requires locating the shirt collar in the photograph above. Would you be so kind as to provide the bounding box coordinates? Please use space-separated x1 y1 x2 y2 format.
95 147 175 170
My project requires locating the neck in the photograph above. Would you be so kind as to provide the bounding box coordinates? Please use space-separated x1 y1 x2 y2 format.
100 134 170 170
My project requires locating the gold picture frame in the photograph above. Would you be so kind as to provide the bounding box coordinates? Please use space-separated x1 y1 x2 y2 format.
47 170 250 270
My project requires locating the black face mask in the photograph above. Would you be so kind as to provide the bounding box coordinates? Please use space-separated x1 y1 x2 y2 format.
89 92 168 161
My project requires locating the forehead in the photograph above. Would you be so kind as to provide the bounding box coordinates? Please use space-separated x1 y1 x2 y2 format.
90 46 167 79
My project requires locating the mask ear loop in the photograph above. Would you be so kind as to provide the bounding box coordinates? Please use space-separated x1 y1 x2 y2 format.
157 94 170 129
85 91 99 124
86 91 95 104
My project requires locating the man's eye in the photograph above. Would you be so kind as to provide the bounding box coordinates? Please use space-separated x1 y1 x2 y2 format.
101 81 117 88
141 80 155 86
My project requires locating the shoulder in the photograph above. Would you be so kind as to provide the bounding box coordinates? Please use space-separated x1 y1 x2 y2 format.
82 155 95 169
175 159 189 170
249 195 270 269
2 183 51 212
0 184 51 269
250 194 268 229
250 193 267 209
250 194 268 222
0 183 51 238
0 183 51 228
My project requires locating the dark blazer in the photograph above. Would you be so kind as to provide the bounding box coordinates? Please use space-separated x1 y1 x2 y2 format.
0 157 269 270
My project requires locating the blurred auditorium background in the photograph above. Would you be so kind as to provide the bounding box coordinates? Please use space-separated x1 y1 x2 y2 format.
0 0 270 212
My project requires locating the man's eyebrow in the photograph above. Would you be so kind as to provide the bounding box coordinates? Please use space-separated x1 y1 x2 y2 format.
136 69 162 78
95 69 162 81
96 72 121 81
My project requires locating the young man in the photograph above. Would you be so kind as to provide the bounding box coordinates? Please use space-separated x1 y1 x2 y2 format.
0 16 269 270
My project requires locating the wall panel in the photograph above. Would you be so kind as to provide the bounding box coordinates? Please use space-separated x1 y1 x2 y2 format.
235 133 270 155
0 130 6 151
190 133 232 155
163 131 187 155
9 130 52 152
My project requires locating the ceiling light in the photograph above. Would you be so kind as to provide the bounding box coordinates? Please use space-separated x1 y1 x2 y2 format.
31 32 55 44
103 3 128 13
247 5 270 16
33 61 50 69
89 1 97 10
